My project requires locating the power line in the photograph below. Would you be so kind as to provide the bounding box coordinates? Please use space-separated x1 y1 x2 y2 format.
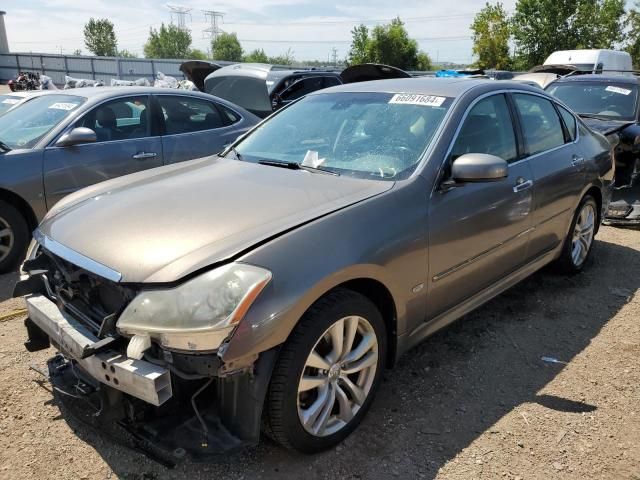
202 9 224 42
223 13 479 27
167 4 192 30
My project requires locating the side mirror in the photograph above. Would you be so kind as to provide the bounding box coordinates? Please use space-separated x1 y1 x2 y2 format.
55 127 97 147
451 153 508 183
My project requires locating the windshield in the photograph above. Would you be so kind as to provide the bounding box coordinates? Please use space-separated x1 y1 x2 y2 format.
0 94 85 149
546 82 639 121
0 95 23 115
231 92 452 180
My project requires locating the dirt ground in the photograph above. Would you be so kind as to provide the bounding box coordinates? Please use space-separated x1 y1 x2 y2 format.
0 225 638 480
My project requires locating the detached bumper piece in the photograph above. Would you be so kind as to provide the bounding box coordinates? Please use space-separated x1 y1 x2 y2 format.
26 294 171 406
604 183 640 226
23 294 277 464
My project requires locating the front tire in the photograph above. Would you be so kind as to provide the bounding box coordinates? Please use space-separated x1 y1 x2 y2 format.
265 289 386 453
555 195 598 274
0 200 30 273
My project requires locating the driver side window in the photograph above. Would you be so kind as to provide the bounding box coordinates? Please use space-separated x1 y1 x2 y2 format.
450 94 518 163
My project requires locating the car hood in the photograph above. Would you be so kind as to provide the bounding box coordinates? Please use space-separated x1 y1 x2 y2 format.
581 116 634 136
39 157 393 283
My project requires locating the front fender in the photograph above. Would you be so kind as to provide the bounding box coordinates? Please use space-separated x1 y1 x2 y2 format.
220 178 431 363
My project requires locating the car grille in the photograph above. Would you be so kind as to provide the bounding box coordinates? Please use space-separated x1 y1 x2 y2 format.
41 251 137 337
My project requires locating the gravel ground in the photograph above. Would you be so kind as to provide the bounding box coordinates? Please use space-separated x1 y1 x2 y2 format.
0 225 638 480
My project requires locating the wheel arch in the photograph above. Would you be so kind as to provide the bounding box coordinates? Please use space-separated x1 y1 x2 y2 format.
0 188 38 232
583 185 603 232
327 278 398 368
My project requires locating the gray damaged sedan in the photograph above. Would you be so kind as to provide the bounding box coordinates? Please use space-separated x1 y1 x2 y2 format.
15 78 613 460
0 87 259 272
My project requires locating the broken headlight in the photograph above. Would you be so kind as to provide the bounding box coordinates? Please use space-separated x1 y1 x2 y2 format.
116 262 271 352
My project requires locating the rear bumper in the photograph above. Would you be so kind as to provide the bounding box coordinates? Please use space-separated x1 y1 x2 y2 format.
26 294 172 406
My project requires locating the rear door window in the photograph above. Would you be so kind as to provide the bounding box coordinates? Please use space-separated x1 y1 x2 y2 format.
157 95 227 135
513 94 565 156
451 94 518 163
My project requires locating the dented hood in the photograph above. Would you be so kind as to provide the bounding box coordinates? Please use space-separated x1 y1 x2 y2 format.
581 116 633 136
39 157 393 283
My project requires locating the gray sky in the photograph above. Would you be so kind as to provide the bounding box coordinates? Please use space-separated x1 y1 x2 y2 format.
1 1 633 63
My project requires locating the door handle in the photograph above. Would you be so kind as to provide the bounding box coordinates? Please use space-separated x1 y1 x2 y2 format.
513 178 533 193
571 155 585 167
132 152 158 160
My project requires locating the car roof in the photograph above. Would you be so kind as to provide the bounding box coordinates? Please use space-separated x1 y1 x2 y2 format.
32 86 222 101
1 90 50 98
552 74 640 85
312 77 542 97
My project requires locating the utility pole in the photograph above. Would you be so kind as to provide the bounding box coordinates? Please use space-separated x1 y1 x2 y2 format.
202 9 225 43
331 47 338 67
167 4 192 31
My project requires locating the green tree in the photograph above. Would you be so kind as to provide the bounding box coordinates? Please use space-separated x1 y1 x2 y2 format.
211 32 243 61
84 18 118 57
72 49 82 56
625 2 640 67
416 52 432 71
511 0 627 70
117 49 137 58
244 48 269 63
347 24 370 65
143 24 192 59
573 0 625 48
368 18 420 70
346 18 426 70
188 48 208 60
268 48 295 65
471 2 512 69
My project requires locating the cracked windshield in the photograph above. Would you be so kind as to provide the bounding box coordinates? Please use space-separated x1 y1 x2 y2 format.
232 92 451 180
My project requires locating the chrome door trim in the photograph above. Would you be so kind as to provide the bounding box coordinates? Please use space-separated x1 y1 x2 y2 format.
432 225 536 282
34 229 122 282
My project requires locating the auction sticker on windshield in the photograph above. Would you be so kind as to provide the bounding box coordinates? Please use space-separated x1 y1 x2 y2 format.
605 86 632 96
389 94 446 107
48 102 80 111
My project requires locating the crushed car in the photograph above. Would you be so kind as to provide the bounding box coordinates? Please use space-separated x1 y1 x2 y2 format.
546 73 640 225
16 78 613 463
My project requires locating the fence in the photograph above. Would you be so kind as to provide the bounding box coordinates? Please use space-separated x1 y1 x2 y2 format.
0 52 235 85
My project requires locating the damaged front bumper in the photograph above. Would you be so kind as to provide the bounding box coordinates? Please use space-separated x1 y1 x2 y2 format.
22 293 277 464
604 183 640 226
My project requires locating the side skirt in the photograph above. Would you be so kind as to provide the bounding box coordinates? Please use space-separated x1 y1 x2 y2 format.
398 245 562 356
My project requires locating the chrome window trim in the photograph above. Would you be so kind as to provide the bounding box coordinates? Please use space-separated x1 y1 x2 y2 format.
33 229 122 283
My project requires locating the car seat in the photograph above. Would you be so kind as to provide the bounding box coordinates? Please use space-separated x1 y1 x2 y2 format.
95 107 121 142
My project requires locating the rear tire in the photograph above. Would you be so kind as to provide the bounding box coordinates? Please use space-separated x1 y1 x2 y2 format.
265 288 386 453
555 195 598 274
0 200 29 273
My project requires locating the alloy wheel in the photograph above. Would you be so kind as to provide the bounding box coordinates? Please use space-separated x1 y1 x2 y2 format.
297 315 378 437
0 216 14 263
571 203 595 267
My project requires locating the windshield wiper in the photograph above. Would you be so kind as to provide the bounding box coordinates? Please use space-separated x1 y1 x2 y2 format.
0 140 11 152
224 146 243 161
258 159 339 176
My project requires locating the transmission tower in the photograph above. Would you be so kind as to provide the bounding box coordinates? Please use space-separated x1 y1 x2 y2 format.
167 4 192 30
203 9 225 42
